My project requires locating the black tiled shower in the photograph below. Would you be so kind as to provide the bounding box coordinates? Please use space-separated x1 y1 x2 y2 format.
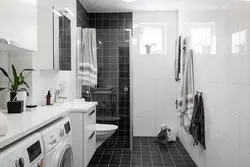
76 3 133 140
88 137 197 167
89 12 132 143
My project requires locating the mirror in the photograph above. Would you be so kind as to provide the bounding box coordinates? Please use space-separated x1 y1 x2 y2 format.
53 7 72 71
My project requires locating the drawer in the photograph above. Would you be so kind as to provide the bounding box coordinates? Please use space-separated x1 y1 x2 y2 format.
88 109 96 124
83 108 96 167
84 109 96 140
84 129 96 167
84 109 96 126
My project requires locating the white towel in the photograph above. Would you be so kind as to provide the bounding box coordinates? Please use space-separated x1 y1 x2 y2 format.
178 49 195 133
78 28 98 88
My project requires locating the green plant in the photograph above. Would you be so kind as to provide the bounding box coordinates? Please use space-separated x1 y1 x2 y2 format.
145 44 156 47
0 64 35 96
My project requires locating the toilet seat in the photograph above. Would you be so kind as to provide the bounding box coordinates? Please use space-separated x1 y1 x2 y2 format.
95 124 118 148
96 124 118 135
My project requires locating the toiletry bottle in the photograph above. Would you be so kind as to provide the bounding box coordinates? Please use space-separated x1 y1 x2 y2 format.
46 91 52 105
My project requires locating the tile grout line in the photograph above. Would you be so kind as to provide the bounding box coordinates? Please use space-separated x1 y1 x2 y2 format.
88 137 197 167
174 141 188 167
158 143 169 167
167 143 177 167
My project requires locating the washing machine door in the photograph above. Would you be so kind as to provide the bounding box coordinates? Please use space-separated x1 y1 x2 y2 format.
53 143 74 167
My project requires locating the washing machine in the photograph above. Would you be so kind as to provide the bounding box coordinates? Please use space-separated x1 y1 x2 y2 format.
0 133 44 167
40 117 74 167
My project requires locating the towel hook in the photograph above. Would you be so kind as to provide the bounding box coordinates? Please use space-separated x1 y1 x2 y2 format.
195 91 203 95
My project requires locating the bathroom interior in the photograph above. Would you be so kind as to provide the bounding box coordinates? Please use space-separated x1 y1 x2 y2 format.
0 0 249 167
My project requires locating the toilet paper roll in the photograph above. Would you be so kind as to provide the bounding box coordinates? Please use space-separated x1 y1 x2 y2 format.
0 112 8 136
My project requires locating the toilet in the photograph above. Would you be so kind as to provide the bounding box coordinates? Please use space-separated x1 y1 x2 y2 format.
96 124 118 148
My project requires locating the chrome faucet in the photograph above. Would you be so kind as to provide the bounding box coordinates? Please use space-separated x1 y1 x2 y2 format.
58 96 67 100
54 90 60 103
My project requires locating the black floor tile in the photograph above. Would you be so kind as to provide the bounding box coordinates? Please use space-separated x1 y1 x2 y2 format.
88 137 197 167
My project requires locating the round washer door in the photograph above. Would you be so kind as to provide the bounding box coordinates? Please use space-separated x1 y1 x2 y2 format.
53 143 74 167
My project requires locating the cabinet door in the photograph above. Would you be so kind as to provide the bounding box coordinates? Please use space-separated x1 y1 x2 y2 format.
84 109 96 167
37 0 54 69
0 0 37 51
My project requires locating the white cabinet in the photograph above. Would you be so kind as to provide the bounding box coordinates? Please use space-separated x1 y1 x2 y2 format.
37 0 54 69
0 0 37 51
70 108 97 167
37 0 75 70
0 0 75 70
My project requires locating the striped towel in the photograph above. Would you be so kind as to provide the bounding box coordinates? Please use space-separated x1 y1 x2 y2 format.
178 49 195 133
78 28 98 87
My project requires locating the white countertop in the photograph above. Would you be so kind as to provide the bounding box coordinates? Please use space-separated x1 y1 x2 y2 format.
0 101 98 149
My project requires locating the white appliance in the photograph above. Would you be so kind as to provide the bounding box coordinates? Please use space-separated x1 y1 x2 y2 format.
40 117 74 167
0 133 44 167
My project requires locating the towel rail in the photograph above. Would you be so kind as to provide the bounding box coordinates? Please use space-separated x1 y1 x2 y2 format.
195 91 203 95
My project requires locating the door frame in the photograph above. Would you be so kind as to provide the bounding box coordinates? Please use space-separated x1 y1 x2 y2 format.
129 30 133 150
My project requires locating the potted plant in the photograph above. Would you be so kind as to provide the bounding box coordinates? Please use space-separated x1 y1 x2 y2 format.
145 44 156 54
0 65 35 108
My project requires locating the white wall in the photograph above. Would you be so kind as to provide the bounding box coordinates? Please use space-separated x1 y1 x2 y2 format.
132 12 178 136
0 51 10 108
178 0 250 166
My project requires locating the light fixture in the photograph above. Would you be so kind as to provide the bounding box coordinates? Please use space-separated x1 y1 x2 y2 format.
53 9 62 17
133 24 139 29
65 7 75 17
122 0 135 2
124 29 131 32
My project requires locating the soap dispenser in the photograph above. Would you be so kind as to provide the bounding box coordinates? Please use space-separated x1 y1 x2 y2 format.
46 91 52 105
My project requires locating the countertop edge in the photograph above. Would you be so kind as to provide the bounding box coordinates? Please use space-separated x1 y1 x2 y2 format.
0 108 71 150
0 102 98 149
71 102 98 113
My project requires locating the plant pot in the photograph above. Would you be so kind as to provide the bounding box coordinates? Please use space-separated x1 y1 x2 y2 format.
146 46 152 54
17 91 27 110
10 92 17 101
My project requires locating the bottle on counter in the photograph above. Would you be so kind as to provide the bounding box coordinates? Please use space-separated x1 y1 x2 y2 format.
46 91 52 105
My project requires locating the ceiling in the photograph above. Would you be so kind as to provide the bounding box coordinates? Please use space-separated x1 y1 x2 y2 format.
80 0 227 12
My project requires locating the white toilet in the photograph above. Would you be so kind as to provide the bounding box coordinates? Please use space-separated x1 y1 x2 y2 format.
96 124 118 148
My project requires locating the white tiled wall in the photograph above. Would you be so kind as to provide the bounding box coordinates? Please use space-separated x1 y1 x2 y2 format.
0 51 9 108
178 0 250 166
0 51 33 108
132 12 178 136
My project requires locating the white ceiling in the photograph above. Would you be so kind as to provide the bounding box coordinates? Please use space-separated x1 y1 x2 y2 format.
80 0 227 12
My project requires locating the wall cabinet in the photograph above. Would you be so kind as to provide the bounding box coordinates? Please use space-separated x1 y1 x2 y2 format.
0 0 37 51
38 0 73 71
0 0 74 71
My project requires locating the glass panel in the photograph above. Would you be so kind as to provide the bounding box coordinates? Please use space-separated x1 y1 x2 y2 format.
83 12 132 148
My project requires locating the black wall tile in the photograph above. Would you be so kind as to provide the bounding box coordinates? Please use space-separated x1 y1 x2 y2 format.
59 16 71 71
80 11 133 145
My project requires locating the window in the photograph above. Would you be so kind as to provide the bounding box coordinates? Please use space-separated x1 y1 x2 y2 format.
140 23 167 54
190 22 216 55
232 29 247 54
